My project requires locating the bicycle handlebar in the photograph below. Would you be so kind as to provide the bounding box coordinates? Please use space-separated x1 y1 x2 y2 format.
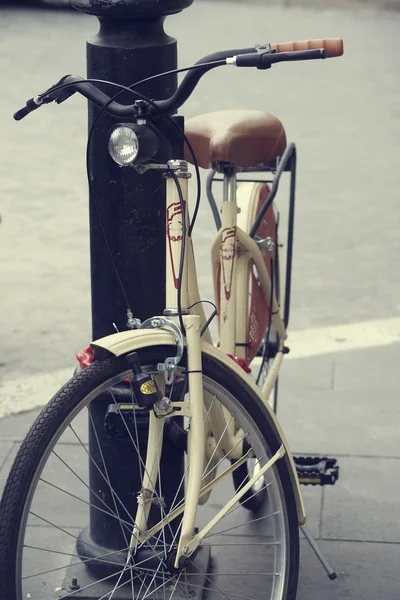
13 38 344 122
155 46 257 115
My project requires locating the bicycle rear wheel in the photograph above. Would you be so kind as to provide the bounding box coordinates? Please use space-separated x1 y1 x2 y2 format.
0 347 299 600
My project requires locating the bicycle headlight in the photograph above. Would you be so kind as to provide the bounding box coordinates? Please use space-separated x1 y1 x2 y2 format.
108 124 139 166
108 123 159 167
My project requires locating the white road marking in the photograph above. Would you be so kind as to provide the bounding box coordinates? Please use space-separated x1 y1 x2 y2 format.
0 368 73 420
285 316 400 360
0 317 399 419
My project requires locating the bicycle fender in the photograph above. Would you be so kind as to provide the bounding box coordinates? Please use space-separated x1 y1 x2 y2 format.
91 329 306 526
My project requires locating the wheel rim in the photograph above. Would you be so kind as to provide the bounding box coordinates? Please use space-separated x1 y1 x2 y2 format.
12 364 292 600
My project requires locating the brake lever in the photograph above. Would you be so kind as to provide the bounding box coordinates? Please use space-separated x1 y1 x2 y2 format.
48 74 77 104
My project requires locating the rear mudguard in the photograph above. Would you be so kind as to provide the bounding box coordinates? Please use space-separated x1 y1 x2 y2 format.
91 329 306 526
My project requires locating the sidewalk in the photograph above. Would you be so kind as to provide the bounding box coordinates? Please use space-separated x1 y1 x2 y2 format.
279 342 400 599
0 340 399 598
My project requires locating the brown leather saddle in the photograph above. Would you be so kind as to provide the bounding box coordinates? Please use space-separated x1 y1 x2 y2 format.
184 109 286 169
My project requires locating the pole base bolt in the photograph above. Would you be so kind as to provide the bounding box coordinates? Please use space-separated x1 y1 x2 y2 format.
69 577 80 591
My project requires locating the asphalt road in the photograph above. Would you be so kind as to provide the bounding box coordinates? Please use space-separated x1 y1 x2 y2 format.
0 2 399 380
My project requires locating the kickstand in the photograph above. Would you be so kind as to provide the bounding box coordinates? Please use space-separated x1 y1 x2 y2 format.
300 525 337 580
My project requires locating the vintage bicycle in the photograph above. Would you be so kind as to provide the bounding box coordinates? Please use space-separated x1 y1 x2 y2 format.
0 38 343 600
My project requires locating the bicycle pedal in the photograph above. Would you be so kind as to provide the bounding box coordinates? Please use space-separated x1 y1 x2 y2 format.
293 455 339 486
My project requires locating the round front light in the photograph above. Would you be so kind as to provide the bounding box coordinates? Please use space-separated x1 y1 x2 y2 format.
108 125 139 166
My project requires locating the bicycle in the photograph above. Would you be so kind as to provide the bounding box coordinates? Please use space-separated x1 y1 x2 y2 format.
0 38 343 600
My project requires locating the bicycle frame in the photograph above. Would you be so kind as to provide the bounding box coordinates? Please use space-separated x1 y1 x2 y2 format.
90 158 305 567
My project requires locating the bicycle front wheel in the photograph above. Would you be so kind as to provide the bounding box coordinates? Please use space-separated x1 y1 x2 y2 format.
0 347 299 600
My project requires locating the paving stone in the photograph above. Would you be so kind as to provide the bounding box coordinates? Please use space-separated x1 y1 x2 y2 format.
333 343 400 392
28 446 91 529
0 408 41 441
277 386 400 457
0 440 14 471
0 404 90 444
0 442 20 495
275 354 335 391
298 538 400 600
300 485 322 539
322 457 400 543
21 527 82 600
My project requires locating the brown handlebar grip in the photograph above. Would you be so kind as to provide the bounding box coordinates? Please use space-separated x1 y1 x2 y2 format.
271 38 344 58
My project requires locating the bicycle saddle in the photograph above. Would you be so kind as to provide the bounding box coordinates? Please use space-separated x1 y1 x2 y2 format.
185 109 286 169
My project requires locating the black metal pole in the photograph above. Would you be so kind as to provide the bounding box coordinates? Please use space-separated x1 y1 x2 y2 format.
68 0 194 588
71 0 193 335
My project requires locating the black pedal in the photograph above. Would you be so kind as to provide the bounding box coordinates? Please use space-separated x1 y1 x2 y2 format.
293 456 339 486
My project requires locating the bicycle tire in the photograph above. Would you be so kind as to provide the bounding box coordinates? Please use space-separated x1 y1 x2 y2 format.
0 347 299 600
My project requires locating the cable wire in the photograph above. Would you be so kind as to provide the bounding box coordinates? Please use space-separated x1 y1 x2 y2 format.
188 300 218 337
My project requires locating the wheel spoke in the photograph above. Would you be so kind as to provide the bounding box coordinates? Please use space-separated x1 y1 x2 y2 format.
28 511 101 556
202 542 278 546
202 434 248 482
202 412 234 477
227 482 272 514
154 431 247 527
97 574 134 600
58 566 127 599
106 560 132 600
23 543 134 567
165 571 183 600
108 390 176 545
7 362 292 600
23 521 167 581
39 477 133 531
182 580 260 600
204 511 280 538
190 561 235 600
88 412 131 548
64 424 134 525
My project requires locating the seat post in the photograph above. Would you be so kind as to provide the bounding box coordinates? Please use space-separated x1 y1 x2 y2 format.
220 163 237 203
217 161 237 202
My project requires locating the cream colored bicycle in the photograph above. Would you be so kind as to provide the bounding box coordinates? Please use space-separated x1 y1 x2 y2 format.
0 38 343 600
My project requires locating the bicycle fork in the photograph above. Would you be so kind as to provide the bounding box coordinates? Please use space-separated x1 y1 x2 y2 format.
128 314 285 568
